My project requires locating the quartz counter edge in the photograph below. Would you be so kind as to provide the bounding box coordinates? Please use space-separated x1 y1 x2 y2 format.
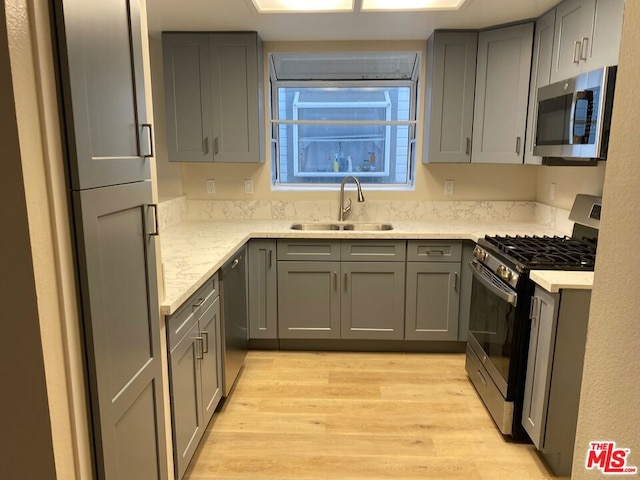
160 219 566 315
529 270 595 293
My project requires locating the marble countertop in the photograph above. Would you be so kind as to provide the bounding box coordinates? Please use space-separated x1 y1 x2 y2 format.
159 218 567 315
529 270 595 293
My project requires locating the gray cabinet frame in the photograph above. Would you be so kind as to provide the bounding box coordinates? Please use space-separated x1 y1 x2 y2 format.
248 240 278 339
472 23 534 164
162 32 264 163
167 277 222 479
423 31 478 164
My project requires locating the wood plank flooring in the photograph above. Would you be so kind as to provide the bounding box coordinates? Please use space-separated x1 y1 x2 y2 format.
185 351 566 480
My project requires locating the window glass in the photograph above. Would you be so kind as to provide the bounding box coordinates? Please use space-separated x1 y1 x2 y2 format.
272 83 417 187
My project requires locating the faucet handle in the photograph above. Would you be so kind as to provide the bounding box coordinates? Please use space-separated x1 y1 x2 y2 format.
343 198 352 214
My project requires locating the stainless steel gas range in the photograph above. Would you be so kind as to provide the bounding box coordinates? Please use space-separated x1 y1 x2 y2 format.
465 194 601 440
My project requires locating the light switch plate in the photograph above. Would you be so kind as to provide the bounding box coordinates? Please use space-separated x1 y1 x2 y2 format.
444 180 455 196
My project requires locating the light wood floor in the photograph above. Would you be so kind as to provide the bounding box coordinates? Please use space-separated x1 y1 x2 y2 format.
185 351 566 480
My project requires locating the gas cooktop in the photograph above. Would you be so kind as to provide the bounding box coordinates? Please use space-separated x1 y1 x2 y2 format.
481 235 597 271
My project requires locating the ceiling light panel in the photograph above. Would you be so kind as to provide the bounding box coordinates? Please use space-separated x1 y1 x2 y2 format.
361 0 467 11
251 0 354 13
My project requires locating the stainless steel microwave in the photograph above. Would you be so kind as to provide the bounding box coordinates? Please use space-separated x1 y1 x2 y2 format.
534 66 617 160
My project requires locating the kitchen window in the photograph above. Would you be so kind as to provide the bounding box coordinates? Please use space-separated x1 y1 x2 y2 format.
269 52 420 189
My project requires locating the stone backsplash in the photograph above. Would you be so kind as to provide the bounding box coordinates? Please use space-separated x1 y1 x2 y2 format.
158 196 572 234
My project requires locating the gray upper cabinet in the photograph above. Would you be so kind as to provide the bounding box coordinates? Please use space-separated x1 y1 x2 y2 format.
423 31 478 164
53 0 152 190
472 23 534 164
550 0 624 84
525 10 556 165
162 32 264 163
163 34 213 162
248 240 278 339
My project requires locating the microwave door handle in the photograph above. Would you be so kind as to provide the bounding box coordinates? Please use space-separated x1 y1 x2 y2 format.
573 90 595 144
569 91 577 145
469 260 518 307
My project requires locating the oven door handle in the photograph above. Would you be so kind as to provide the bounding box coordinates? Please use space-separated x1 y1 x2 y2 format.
469 260 518 307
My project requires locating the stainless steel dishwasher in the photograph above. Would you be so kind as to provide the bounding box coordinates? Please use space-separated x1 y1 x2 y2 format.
219 246 248 396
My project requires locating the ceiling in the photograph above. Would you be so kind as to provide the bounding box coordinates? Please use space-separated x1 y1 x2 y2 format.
146 0 558 40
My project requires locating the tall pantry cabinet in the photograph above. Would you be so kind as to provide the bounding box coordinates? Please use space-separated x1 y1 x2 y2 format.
52 1 168 479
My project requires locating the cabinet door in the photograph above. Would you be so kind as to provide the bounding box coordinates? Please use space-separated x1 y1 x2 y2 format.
199 296 223 425
277 261 341 339
52 0 151 189
72 181 167 480
162 33 214 163
405 263 460 341
550 0 595 83
472 23 533 164
525 10 556 165
423 31 477 163
588 0 625 70
169 322 204 480
248 240 278 339
341 262 405 340
522 287 559 450
210 33 264 163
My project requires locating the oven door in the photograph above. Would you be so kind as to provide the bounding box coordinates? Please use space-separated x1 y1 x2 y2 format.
467 260 518 397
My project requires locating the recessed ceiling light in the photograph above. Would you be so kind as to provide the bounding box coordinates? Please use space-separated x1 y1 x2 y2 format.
251 0 354 13
361 0 467 11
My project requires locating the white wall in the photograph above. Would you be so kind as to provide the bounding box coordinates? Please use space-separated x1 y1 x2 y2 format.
151 39 541 203
572 1 640 477
536 163 606 210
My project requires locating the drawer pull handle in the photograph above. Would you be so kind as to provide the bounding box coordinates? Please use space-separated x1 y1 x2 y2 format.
192 297 205 310
201 331 209 353
426 250 444 255
195 336 204 360
476 369 488 387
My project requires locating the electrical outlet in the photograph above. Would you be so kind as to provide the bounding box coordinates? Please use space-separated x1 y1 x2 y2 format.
244 180 254 194
444 180 455 196
206 179 216 194
550 183 556 201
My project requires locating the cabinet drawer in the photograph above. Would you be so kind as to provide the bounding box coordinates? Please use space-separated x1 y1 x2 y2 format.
407 240 461 262
341 240 406 262
167 273 218 349
277 240 341 261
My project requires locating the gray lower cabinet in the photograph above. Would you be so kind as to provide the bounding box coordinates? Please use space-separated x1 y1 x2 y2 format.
472 23 534 164
423 30 478 164
277 261 341 339
167 277 222 479
248 240 278 339
162 32 264 163
341 262 405 340
405 241 461 341
276 240 406 341
522 285 591 477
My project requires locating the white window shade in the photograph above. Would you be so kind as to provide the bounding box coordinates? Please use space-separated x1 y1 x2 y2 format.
270 52 420 81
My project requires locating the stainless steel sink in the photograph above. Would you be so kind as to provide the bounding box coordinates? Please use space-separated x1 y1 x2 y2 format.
290 223 340 231
342 223 393 231
290 222 393 231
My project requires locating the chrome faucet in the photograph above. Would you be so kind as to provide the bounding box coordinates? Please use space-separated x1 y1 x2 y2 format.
339 175 365 221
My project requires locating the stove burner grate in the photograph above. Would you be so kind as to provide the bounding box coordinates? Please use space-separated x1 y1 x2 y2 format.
484 235 596 270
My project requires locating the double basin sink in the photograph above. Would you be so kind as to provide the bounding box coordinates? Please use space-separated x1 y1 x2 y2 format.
291 222 393 231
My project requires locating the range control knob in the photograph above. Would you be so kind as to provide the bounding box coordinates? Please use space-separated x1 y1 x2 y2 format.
496 265 512 282
473 246 488 261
